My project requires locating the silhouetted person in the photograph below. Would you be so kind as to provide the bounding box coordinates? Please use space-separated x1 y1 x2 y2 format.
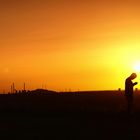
125 73 138 114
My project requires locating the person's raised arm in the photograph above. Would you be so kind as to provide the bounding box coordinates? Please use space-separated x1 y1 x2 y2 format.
133 82 138 86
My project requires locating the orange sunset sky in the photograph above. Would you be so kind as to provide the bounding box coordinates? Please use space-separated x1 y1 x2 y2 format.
1 0 140 93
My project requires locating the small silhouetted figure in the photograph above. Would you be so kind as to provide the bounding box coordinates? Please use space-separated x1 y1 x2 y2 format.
125 73 138 114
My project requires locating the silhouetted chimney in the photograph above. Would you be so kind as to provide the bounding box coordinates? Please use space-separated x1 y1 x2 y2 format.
13 83 15 94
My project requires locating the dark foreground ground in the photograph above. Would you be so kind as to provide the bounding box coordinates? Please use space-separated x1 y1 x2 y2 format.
0 90 140 139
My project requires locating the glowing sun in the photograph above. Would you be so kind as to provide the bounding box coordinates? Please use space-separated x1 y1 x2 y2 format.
133 62 140 72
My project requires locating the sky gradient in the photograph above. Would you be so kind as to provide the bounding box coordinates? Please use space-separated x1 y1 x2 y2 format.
1 0 140 93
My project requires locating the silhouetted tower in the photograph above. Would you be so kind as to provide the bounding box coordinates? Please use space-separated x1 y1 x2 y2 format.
13 83 15 94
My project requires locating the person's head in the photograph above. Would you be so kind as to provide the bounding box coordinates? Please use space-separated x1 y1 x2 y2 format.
129 73 137 80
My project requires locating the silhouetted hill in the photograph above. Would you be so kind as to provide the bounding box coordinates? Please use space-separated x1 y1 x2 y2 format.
29 89 57 95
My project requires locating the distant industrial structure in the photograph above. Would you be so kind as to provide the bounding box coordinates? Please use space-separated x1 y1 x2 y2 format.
10 82 27 94
8 82 55 95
